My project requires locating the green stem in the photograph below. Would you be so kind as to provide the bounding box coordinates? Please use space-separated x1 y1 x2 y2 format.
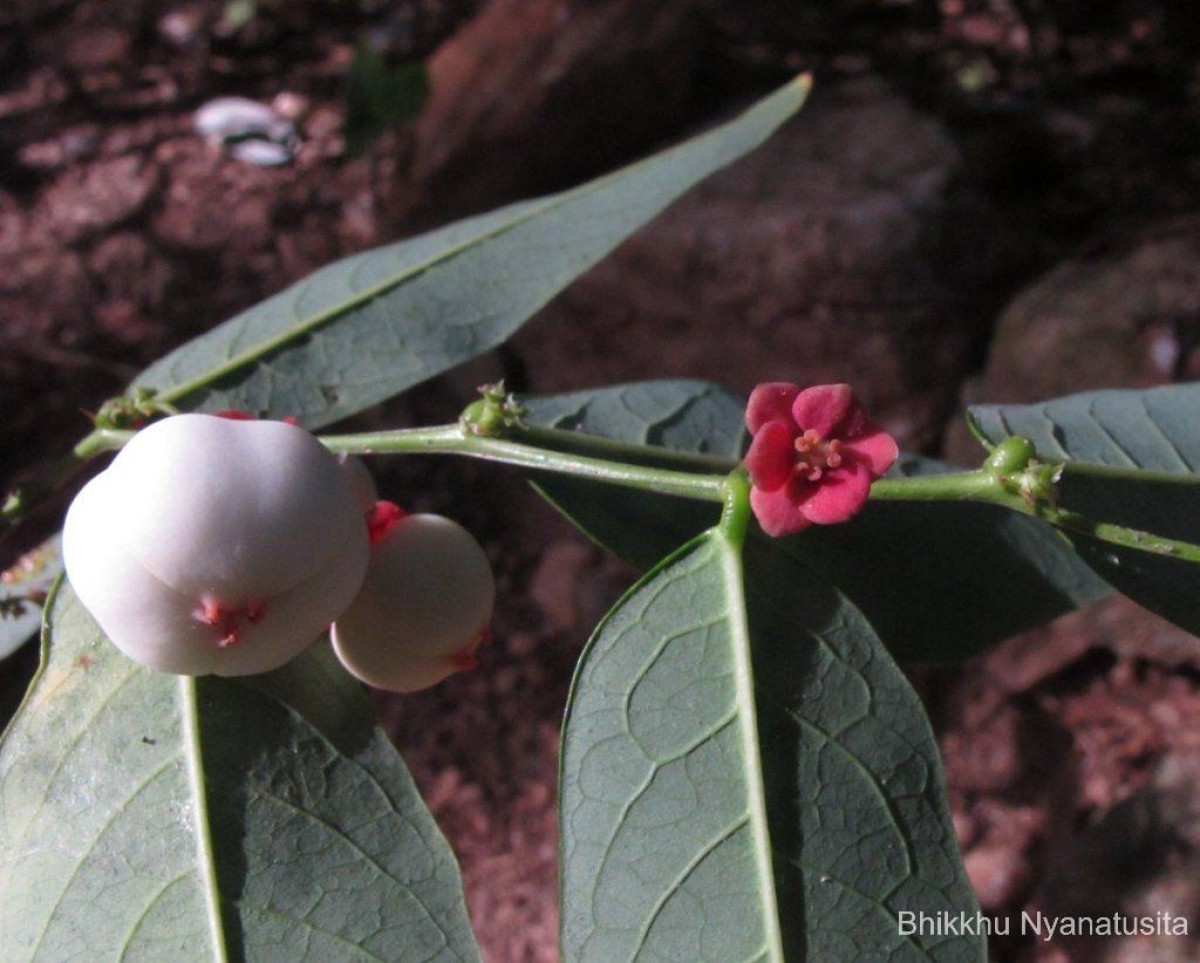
869 470 1012 505
16 410 1200 575
2 429 131 535
1041 508 1200 562
321 425 729 503
719 470 752 548
507 422 739 473
872 467 1200 563
74 428 135 460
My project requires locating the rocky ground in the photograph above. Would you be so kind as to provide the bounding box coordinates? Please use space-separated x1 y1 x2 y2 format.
3 1 1200 960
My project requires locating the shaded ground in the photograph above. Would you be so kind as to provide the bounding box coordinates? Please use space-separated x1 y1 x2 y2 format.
3 1 1200 960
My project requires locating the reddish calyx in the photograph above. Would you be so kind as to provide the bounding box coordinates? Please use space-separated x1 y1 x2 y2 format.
449 648 479 672
448 624 493 672
193 595 267 648
366 500 407 544
214 410 300 426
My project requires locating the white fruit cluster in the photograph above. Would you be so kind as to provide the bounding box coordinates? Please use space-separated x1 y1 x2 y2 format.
63 413 494 689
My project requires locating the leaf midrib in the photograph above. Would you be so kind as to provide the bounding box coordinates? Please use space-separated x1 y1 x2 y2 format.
180 676 230 963
716 530 785 962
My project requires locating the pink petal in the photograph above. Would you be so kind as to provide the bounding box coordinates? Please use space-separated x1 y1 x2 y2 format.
795 462 873 525
744 421 795 491
746 383 800 434
791 384 859 437
750 485 812 537
846 426 899 477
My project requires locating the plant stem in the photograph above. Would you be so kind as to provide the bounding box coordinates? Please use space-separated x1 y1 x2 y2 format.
869 470 1012 505
507 422 740 473
872 467 1200 563
2 429 131 536
321 425 729 502
718 471 752 548
74 428 135 460
1040 508 1200 563
15 411 1200 572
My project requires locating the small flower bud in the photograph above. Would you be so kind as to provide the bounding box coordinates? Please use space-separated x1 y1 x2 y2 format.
984 435 1037 475
63 414 369 676
331 512 495 693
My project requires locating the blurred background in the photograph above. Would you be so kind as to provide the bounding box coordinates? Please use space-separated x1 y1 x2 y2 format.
3 1 1200 959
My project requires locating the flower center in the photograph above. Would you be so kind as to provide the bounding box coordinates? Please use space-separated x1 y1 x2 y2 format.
793 429 843 482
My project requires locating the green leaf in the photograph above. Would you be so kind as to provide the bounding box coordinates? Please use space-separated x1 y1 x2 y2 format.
132 77 813 429
560 530 983 961
971 383 1200 635
0 536 60 661
0 582 479 962
524 381 1106 661
971 383 1200 472
522 380 745 568
771 456 1108 661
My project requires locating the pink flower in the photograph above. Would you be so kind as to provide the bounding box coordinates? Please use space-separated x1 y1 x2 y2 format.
744 382 898 537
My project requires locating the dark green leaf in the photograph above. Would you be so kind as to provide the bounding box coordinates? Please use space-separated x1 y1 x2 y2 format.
525 381 1106 661
560 530 984 961
132 78 812 429
971 383 1200 472
522 380 744 568
770 456 1108 661
972 383 1200 635
0 583 479 962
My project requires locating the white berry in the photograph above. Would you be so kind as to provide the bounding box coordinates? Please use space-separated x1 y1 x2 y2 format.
63 414 369 676
332 513 495 692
